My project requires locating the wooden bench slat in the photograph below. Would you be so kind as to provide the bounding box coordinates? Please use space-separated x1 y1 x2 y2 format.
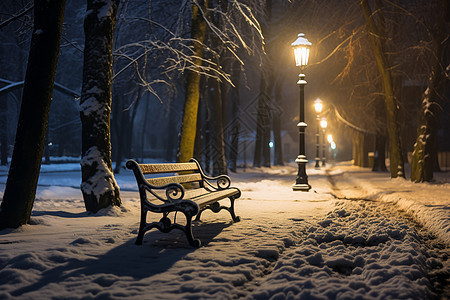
184 188 210 199
191 188 239 208
146 173 202 187
139 162 198 174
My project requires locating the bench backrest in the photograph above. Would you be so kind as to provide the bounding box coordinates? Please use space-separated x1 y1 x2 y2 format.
136 162 202 187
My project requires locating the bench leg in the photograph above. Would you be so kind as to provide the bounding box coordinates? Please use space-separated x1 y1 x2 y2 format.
228 197 241 222
195 197 240 223
228 196 241 222
135 208 148 245
194 210 203 221
136 230 145 245
184 213 201 247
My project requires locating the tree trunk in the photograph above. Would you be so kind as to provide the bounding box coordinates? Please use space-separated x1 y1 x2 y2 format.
207 1 228 175
209 77 227 176
361 0 405 178
352 132 359 166
80 0 121 213
44 130 50 164
139 96 150 162
193 88 204 162
353 131 363 166
0 0 66 229
362 133 370 168
127 96 139 159
273 79 284 165
165 98 178 162
411 0 448 182
372 97 387 172
0 90 7 165
260 0 272 168
253 73 271 167
204 115 211 174
0 43 7 165
177 0 208 163
113 103 130 174
228 61 241 172
352 131 371 167
111 86 121 172
372 133 387 172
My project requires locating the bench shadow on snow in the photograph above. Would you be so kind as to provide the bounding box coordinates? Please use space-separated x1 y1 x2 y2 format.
10 220 232 297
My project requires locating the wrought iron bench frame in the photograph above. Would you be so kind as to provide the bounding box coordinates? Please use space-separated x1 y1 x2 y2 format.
126 158 241 247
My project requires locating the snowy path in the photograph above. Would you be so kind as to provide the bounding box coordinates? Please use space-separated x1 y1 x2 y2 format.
0 163 449 299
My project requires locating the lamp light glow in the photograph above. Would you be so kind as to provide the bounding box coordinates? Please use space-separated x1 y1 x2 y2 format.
314 98 323 114
327 134 333 143
291 33 312 67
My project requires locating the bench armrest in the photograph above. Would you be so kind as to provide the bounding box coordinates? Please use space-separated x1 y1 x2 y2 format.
189 158 231 190
141 181 186 202
127 159 185 202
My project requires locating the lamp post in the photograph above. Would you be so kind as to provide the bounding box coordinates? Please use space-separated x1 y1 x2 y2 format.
291 33 311 191
320 118 327 166
314 99 322 168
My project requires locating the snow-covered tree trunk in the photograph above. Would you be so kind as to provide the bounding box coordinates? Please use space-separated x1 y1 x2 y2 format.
411 0 448 182
0 0 66 229
411 88 440 182
177 0 208 163
80 0 121 213
361 0 405 178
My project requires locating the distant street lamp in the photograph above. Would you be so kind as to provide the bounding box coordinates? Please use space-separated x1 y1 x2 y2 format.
327 134 337 161
327 134 333 143
320 118 327 166
291 33 311 191
314 98 323 168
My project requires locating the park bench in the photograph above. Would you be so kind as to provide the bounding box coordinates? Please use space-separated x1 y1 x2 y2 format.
126 158 241 247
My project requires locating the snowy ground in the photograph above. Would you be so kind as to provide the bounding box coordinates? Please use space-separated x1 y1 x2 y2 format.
0 161 449 299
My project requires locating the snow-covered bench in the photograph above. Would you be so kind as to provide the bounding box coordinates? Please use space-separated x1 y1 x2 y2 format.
126 158 241 247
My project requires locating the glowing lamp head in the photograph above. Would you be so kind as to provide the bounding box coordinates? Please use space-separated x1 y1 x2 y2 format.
314 98 323 114
291 33 311 68
320 119 327 129
327 134 333 143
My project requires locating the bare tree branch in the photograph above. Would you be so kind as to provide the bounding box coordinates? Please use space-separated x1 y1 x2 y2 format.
0 2 33 30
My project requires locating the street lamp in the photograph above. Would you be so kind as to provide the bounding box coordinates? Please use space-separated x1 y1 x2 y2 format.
327 134 336 161
314 99 323 115
314 98 323 168
327 134 333 143
320 118 327 166
291 33 311 191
